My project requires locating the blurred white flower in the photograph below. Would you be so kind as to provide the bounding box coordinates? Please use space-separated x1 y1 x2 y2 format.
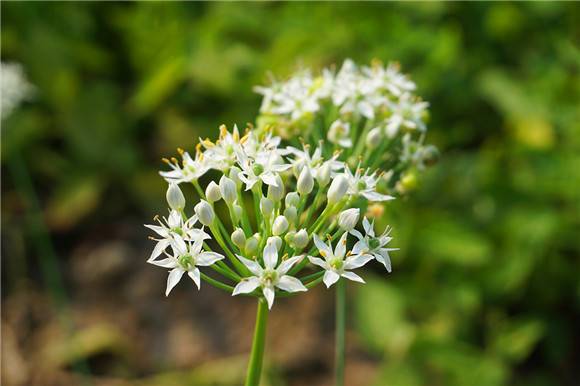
1 62 34 120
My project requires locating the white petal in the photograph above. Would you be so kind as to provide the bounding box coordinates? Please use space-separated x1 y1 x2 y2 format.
150 257 178 268
262 286 275 309
171 235 188 255
308 256 328 269
188 268 201 289
236 255 263 276
349 229 364 241
168 210 182 228
334 232 348 259
263 241 278 270
376 250 392 273
148 239 170 262
261 172 279 186
351 240 368 255
323 270 340 288
196 252 225 266
144 224 170 238
277 275 307 293
313 234 332 257
276 255 303 275
232 277 261 296
362 217 372 235
166 268 184 296
341 271 365 284
344 253 374 270
362 191 395 202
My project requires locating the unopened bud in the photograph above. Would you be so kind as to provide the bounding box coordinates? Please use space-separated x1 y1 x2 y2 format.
205 181 222 203
229 166 243 189
285 192 300 208
233 203 243 224
231 228 246 249
297 167 314 195
283 206 297 223
284 230 296 246
245 236 259 256
327 174 349 204
293 229 309 249
272 215 289 236
260 197 274 218
194 200 214 226
316 163 331 187
267 236 282 251
267 174 285 202
338 208 360 231
166 183 186 211
219 175 237 204
366 127 382 149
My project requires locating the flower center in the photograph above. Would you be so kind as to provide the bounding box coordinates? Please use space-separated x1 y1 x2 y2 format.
329 257 343 271
171 227 184 236
368 238 380 250
357 180 367 191
179 254 194 269
262 269 278 285
252 163 264 176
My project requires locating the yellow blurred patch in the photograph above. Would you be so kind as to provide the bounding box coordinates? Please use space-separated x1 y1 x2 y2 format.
511 117 555 150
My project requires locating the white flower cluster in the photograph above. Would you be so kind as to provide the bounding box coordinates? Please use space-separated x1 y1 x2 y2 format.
1 62 34 120
146 124 397 309
255 59 438 193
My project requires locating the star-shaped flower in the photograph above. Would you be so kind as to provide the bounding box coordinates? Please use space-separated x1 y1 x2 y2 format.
150 236 224 295
350 217 398 272
233 241 307 309
309 233 373 288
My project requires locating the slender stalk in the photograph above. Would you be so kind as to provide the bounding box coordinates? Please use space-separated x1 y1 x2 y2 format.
245 298 269 386
335 279 346 386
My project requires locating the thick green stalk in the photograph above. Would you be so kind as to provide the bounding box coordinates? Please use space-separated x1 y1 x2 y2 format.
335 279 346 386
245 298 269 386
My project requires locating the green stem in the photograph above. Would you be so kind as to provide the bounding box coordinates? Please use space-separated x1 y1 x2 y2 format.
245 298 269 386
335 279 346 386
200 272 235 292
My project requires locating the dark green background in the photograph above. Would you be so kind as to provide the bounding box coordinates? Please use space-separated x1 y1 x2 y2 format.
2 3 579 386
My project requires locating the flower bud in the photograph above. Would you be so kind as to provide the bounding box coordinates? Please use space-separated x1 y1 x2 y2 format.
232 203 243 223
194 200 214 226
272 215 289 236
219 175 237 204
229 166 243 189
338 208 360 231
267 174 285 202
285 192 300 208
267 236 282 251
293 229 309 249
421 145 440 167
166 183 186 211
284 230 296 246
327 174 349 204
231 228 246 249
260 197 274 218
205 181 222 203
283 206 297 223
245 236 259 256
297 166 314 195
316 163 331 187
366 127 382 149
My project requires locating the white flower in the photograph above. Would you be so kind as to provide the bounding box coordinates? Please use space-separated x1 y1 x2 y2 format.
350 217 398 272
236 149 290 191
285 145 343 181
309 233 373 288
1 62 34 119
327 120 352 148
160 150 209 184
200 124 244 171
385 92 428 137
233 242 307 309
344 165 394 202
145 210 210 262
150 236 224 295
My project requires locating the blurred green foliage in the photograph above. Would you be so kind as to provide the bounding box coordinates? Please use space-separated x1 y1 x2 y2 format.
2 2 579 386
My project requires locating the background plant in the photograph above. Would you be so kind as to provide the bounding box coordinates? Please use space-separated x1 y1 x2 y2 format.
2 2 579 386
